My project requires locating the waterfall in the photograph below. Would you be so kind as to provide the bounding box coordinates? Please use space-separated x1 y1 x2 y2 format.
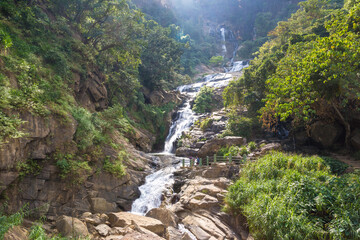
130 72 238 216
220 27 227 56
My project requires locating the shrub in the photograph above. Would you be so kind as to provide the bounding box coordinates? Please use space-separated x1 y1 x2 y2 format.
248 141 257 152
0 206 27 239
103 158 126 178
199 117 213 131
16 159 42 178
227 116 253 139
239 146 248 156
209 56 224 67
55 153 92 184
193 86 215 113
226 152 360 240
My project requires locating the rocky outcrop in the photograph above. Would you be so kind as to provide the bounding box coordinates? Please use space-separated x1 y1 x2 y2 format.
310 121 344 148
146 208 178 228
0 112 77 194
198 136 246 157
143 89 184 106
169 170 250 240
75 70 108 111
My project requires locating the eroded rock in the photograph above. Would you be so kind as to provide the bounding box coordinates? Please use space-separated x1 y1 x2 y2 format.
108 212 165 236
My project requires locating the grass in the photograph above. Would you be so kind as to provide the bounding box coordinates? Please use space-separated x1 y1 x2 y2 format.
226 151 360 240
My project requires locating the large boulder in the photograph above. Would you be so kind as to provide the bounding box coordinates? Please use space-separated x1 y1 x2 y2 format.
197 136 246 157
108 212 165 236
310 121 343 148
56 216 89 238
145 208 178 227
175 147 200 157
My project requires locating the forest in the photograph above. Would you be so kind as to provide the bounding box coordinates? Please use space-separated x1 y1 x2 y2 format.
0 0 360 239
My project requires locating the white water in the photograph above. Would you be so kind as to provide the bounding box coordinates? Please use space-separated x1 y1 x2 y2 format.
220 27 227 56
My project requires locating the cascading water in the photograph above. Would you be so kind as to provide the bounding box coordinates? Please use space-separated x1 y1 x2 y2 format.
220 27 227 56
130 58 248 216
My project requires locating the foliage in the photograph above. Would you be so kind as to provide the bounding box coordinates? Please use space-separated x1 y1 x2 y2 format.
0 205 26 239
55 153 92 184
321 156 349 175
218 145 240 157
29 222 67 240
193 86 215 113
248 141 257 152
226 152 360 240
239 146 249 156
103 157 126 178
209 56 224 67
225 115 254 139
139 21 185 91
16 159 42 178
198 117 213 131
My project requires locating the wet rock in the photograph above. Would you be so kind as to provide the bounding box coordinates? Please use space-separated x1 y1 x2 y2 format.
310 121 343 148
108 212 165 236
56 215 89 238
146 208 178 227
166 226 184 240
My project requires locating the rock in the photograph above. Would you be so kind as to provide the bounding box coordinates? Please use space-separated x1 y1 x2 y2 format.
310 121 343 148
294 130 309 146
351 129 360 150
175 147 200 157
121 231 165 240
145 208 178 227
95 224 112 237
108 212 165 236
76 70 108 111
259 143 282 155
105 235 124 240
81 212 92 218
56 216 89 238
166 226 183 240
198 136 246 157
4 226 28 240
90 197 118 213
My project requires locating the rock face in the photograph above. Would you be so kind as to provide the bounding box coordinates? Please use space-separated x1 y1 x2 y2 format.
4 226 28 240
108 212 166 236
0 112 77 194
56 216 89 238
310 121 343 148
75 70 108 111
0 141 152 219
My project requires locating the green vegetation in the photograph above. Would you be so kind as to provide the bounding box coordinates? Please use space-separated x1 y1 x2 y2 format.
248 141 257 152
224 0 360 146
103 157 126 178
209 56 224 67
16 159 42 178
196 117 214 131
0 206 26 239
55 153 92 184
193 86 215 113
226 152 360 240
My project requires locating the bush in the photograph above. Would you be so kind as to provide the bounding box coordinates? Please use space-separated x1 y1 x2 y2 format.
226 152 360 240
103 157 126 178
193 86 215 113
0 206 26 239
209 55 224 67
55 153 92 184
227 116 254 139
247 141 257 152
199 117 213 131
239 146 248 156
